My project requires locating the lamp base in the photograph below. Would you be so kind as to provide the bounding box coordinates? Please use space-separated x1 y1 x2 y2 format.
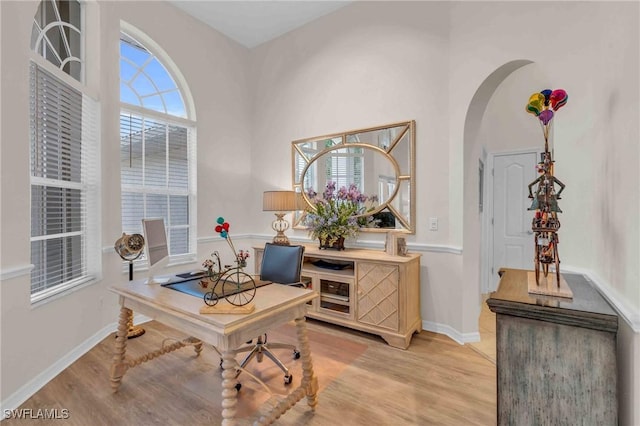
271 213 291 245
272 232 291 245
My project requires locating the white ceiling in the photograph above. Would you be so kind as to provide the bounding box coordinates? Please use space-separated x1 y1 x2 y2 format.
167 1 351 49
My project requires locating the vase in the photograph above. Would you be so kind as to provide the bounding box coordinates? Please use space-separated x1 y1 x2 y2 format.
319 236 345 250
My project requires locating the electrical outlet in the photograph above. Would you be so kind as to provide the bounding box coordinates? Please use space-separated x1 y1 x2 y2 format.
429 217 438 231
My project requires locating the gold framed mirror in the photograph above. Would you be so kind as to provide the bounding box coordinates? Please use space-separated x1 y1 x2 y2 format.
292 120 415 234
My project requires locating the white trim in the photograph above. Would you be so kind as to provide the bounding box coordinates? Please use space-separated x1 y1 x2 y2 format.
562 266 640 333
0 322 114 418
0 314 154 418
0 264 34 281
422 320 480 345
483 147 541 293
225 234 464 255
408 242 463 255
197 233 255 245
120 21 196 121
479 146 489 293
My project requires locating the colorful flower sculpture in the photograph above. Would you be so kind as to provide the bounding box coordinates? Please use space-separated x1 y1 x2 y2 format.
214 216 243 265
526 88 568 151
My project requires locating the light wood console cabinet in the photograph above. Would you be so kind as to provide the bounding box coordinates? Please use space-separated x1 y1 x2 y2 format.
254 245 421 349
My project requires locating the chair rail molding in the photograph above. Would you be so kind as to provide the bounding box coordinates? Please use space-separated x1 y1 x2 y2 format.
0 264 34 281
562 265 640 333
249 234 463 255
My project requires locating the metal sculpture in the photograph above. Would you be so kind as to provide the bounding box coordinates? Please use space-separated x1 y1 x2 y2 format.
528 151 565 285
525 89 568 286
201 217 256 307
201 251 256 307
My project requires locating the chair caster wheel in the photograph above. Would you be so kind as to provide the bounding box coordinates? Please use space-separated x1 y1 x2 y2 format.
293 350 300 359
235 383 242 391
284 374 293 385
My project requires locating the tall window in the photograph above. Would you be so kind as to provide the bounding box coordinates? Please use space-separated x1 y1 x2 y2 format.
119 31 196 262
30 0 101 301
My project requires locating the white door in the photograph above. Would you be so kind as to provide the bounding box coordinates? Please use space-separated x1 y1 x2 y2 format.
491 152 538 288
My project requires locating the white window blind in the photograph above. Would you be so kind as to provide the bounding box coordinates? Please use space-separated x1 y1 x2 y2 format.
120 112 193 257
30 62 100 301
326 148 363 190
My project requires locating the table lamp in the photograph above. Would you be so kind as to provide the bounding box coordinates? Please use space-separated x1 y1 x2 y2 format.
263 190 298 245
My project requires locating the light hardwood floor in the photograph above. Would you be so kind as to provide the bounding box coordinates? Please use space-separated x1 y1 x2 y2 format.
468 297 497 364
3 320 496 425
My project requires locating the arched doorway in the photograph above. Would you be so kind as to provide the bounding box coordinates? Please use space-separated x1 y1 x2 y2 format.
463 60 550 359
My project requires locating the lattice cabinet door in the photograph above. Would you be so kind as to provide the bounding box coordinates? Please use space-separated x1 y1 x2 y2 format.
357 262 399 331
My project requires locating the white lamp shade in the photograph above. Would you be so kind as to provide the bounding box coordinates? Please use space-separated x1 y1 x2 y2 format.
263 191 298 212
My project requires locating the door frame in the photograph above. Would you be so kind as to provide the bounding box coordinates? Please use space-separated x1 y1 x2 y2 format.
481 147 540 294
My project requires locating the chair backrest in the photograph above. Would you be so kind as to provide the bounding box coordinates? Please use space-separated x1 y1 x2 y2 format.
260 243 305 284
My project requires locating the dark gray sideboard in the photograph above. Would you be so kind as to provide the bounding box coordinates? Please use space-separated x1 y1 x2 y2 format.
487 268 618 425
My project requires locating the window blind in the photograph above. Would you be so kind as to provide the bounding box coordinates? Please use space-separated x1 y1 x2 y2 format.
30 62 100 300
120 112 192 258
325 148 363 190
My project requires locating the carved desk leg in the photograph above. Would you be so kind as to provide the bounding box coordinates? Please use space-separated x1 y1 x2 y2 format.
295 316 318 410
221 349 238 426
110 306 131 393
185 336 203 356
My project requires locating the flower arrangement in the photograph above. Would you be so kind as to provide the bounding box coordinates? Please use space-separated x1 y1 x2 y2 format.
305 182 378 248
236 249 250 267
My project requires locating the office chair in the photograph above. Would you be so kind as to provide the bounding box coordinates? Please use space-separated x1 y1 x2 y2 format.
233 243 306 385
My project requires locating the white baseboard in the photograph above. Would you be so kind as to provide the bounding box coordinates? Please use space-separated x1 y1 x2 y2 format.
422 320 480 345
0 314 152 419
0 322 116 419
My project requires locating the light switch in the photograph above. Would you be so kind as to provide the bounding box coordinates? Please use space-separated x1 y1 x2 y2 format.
429 217 438 231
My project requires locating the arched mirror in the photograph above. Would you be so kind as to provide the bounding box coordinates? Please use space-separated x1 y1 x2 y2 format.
292 120 415 234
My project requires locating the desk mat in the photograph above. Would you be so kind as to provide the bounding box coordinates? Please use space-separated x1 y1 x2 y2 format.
163 278 272 300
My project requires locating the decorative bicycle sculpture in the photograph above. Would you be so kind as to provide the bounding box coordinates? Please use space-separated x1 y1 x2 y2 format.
201 217 256 307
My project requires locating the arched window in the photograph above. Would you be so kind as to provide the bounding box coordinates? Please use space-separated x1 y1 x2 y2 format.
119 29 196 263
29 0 101 302
31 0 82 81
120 32 186 118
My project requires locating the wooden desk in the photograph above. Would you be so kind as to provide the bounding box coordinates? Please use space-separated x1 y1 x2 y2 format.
109 279 318 425
487 268 618 425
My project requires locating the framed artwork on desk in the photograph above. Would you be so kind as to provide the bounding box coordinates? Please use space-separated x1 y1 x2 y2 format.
397 237 407 256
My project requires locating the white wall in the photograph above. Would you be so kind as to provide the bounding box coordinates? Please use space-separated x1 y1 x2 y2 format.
248 1 462 332
0 0 252 406
450 2 639 423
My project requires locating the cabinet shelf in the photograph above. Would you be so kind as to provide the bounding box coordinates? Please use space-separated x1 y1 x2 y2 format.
320 294 349 304
302 262 354 277
254 245 422 349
